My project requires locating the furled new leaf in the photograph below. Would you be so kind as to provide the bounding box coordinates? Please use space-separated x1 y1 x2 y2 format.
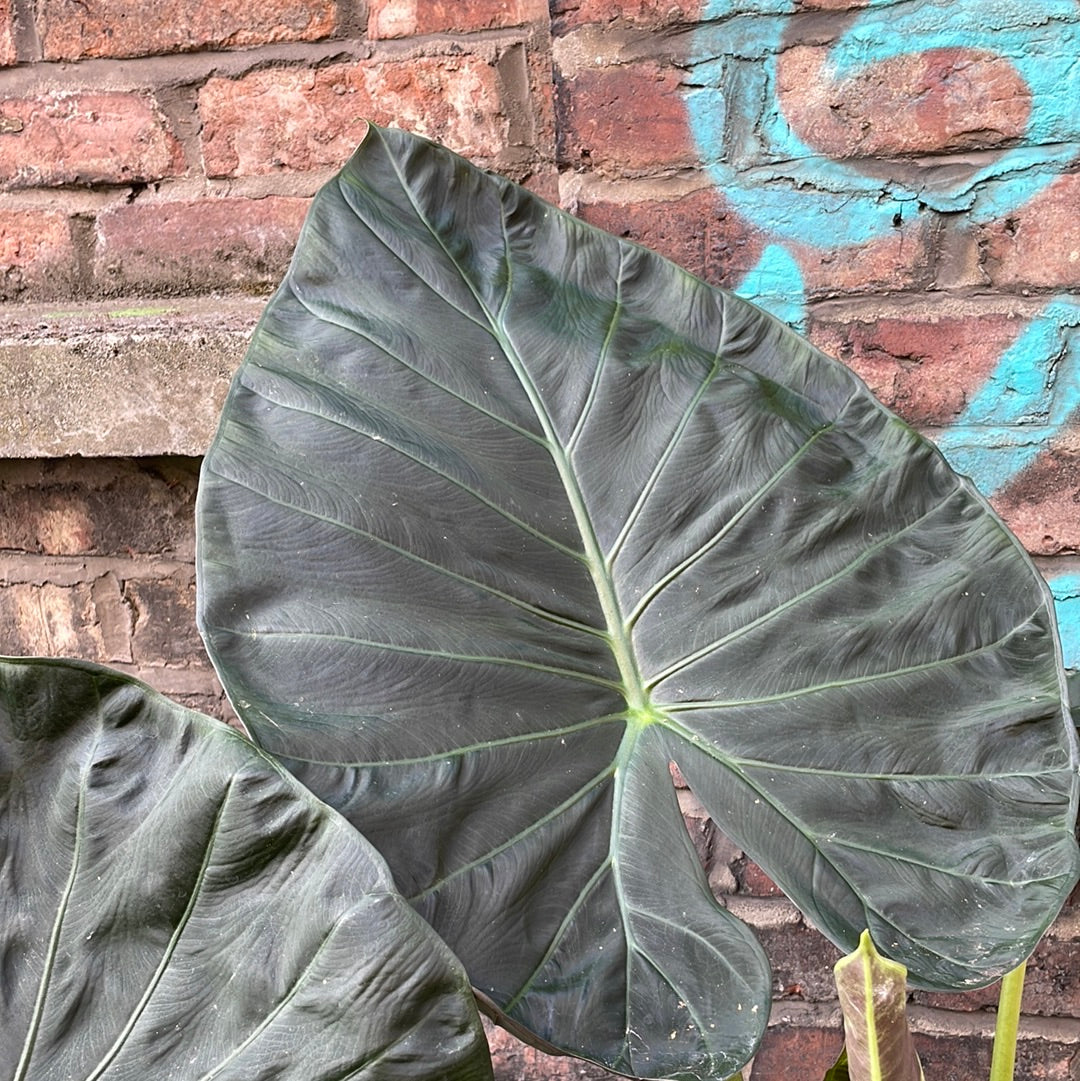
0 656 492 1081
834 931 924 1081
196 124 1080 1079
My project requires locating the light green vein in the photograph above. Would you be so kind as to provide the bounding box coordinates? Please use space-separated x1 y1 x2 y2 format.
625 907 759 1002
13 733 100 1081
218 625 622 691
195 910 348 1081
823 834 1073 889
606 344 726 567
208 458 597 635
83 778 237 1081
567 248 626 453
719 752 1068 784
331 169 494 336
626 939 717 1070
658 611 1044 706
255 345 544 448
644 487 962 688
502 857 614 1014
408 761 616 903
274 714 624 769
374 125 646 713
625 410 848 628
227 385 586 564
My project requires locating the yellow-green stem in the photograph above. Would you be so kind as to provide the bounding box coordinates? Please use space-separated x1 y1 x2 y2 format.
989 962 1026 1081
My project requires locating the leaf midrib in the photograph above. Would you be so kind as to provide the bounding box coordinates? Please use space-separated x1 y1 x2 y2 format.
375 128 646 714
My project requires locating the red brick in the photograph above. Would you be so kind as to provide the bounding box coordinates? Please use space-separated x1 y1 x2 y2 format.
777 45 1030 158
793 0 871 8
917 936 1080 1019
575 186 765 288
808 312 1024 427
915 1029 1077 1081
0 487 94 555
556 63 697 174
200 57 512 177
38 0 338 60
551 0 700 30
369 0 547 38
485 1021 612 1080
0 581 105 660
0 91 183 189
95 196 309 295
795 213 941 297
0 207 74 299
741 860 785 898
980 174 1080 291
992 443 1080 557
747 1023 844 1081
0 0 15 66
127 576 202 667
0 458 198 557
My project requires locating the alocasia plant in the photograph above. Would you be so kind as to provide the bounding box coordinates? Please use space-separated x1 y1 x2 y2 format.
0 656 492 1081
833 931 924 1081
194 124 1080 1079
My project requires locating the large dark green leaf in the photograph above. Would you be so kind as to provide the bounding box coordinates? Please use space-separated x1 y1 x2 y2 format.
0 656 492 1081
196 124 1080 1079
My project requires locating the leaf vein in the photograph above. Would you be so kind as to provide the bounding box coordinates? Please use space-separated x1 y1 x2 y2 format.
217 626 623 691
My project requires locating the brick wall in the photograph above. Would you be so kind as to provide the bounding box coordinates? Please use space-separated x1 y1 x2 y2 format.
0 2 1077 1078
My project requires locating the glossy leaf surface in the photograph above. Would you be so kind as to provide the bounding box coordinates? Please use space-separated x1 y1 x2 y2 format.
197 124 1079 1079
0 656 492 1081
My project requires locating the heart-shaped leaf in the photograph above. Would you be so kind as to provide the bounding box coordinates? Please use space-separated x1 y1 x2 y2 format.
196 124 1080 1079
0 656 492 1081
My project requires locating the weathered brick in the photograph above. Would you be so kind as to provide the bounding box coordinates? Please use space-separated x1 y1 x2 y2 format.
917 932 1080 1019
90 571 134 663
0 0 15 66
740 860 785 898
0 207 75 300
0 458 199 557
979 174 1080 291
556 63 697 174
992 443 1080 557
777 44 1030 158
0 486 95 555
38 0 338 60
745 1021 844 1081
796 212 941 296
808 311 1025 427
126 575 202 667
0 581 104 659
912 1024 1079 1081
551 0 700 31
369 0 548 39
793 0 872 9
199 57 513 178
0 91 183 189
755 918 843 1004
574 186 765 287
486 1021 612 1080
94 196 308 295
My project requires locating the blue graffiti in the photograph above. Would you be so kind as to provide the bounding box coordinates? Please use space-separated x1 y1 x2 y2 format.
733 243 807 328
934 298 1080 495
687 0 1080 665
1052 575 1080 668
687 0 1080 247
